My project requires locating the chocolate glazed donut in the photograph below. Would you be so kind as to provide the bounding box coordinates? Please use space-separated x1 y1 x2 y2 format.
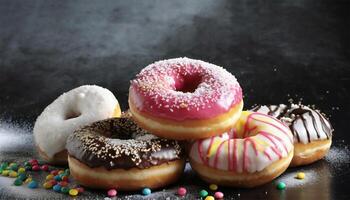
66 117 185 190
252 103 333 167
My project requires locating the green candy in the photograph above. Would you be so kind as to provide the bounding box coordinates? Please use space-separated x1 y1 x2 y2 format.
61 187 70 194
0 162 9 170
24 162 31 167
199 189 208 198
17 173 27 181
276 182 286 190
14 178 23 186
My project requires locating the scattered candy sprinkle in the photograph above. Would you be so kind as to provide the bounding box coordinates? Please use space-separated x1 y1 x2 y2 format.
199 190 208 198
276 182 286 190
24 177 32 184
54 175 62 181
205 196 215 200
61 187 70 194
214 191 224 199
14 178 23 186
209 184 218 191
108 189 117 197
17 173 27 181
9 171 18 178
18 167 26 173
69 189 79 196
142 188 151 196
46 174 54 180
76 187 85 193
43 182 53 189
41 164 49 171
59 181 68 187
53 184 62 192
177 187 187 196
2 170 10 176
62 175 69 182
28 181 38 189
296 172 305 180
32 165 40 171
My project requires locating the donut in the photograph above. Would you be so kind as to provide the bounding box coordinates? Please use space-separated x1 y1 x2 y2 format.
189 111 294 188
251 103 333 167
129 57 243 140
33 85 121 165
66 117 185 190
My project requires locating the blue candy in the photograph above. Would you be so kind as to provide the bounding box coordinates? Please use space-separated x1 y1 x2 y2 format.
28 181 38 189
53 184 62 192
142 188 151 196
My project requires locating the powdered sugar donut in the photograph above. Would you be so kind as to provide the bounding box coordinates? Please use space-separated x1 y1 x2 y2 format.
129 57 243 140
189 111 294 187
33 85 121 164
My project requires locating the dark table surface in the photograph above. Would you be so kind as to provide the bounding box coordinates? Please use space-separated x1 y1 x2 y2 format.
0 0 349 199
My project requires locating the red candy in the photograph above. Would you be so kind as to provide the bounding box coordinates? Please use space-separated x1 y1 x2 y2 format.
29 159 38 165
61 176 69 182
48 180 57 185
76 187 84 193
59 181 68 187
41 164 49 171
214 191 224 199
177 187 187 196
108 189 117 197
32 165 40 171
50 170 59 175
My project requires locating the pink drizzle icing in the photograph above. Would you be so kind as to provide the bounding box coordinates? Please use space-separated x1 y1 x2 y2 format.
192 112 293 172
129 57 242 121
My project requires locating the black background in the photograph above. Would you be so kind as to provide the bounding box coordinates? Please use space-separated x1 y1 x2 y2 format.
0 0 349 199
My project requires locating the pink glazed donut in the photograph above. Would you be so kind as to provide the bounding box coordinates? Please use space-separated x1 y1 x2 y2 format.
128 57 243 140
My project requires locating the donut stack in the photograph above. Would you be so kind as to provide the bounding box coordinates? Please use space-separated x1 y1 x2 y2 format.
33 57 333 191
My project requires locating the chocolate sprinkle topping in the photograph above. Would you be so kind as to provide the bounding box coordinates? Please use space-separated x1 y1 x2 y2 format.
66 117 183 170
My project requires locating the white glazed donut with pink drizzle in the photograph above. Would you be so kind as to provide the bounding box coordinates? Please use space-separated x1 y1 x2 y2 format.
189 111 294 188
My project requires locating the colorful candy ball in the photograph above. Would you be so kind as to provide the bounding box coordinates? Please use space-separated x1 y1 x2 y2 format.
14 178 23 186
276 182 286 190
43 182 53 189
209 184 218 191
61 187 70 194
204 196 215 200
177 187 187 196
142 188 151 196
28 181 38 189
108 189 117 197
53 184 62 192
214 191 224 199
296 172 305 180
69 189 79 196
41 164 49 171
199 189 208 198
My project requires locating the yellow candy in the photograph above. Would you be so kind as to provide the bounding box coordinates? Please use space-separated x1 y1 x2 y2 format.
24 177 32 183
205 196 215 200
46 174 54 180
2 170 10 176
69 189 79 196
209 184 218 191
296 172 305 179
18 167 26 173
43 182 53 189
9 171 18 178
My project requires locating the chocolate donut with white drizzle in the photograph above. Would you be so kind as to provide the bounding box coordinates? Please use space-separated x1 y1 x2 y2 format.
251 103 333 166
66 116 185 190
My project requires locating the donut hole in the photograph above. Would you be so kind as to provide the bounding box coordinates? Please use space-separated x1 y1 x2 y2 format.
64 110 81 120
175 74 202 93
